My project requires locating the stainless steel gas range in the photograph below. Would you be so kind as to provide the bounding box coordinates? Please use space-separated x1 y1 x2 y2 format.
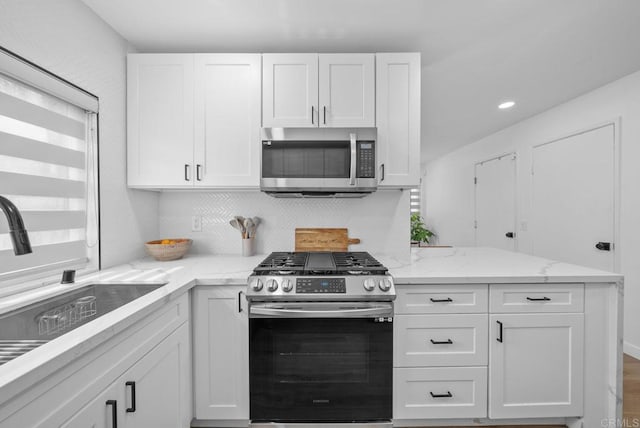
247 252 395 428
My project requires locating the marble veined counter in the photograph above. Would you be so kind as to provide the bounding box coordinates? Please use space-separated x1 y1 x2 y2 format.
382 247 622 284
0 247 622 405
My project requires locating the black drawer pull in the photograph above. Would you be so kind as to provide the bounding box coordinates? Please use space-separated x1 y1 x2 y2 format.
430 339 453 345
430 391 453 398
497 320 503 343
106 400 117 428
526 296 551 301
125 381 136 413
430 297 453 303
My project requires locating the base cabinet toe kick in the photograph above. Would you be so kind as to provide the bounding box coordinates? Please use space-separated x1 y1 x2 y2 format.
393 282 622 427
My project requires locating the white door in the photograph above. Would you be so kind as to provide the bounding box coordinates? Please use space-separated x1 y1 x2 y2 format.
532 124 616 271
475 154 517 251
318 54 375 127
376 53 421 187
193 286 249 421
194 54 261 187
489 313 584 418
127 54 194 186
262 54 318 128
122 324 190 428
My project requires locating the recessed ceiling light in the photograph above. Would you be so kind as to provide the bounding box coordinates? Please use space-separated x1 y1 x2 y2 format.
498 101 515 109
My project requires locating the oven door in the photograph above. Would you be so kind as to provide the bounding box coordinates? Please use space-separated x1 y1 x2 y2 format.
249 302 393 423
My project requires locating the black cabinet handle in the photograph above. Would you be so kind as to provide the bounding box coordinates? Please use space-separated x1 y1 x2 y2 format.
505 232 515 238
323 106 327 124
595 242 611 251
311 106 314 125
497 320 503 343
380 163 385 182
526 296 551 302
125 381 136 413
196 164 202 181
238 291 244 313
430 297 453 303
106 400 117 428
430 391 453 398
430 339 453 345
184 164 190 181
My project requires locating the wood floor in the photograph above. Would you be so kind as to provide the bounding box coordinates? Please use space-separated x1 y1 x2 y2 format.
429 354 640 428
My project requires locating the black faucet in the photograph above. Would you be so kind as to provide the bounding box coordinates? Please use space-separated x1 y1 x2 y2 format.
0 195 32 255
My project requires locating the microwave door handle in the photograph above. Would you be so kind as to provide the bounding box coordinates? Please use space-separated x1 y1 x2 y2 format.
349 133 357 186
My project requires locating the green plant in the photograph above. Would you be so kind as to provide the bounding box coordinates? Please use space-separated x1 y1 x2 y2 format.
411 213 434 244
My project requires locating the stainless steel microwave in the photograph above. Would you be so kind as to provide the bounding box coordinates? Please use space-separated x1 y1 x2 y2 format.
260 128 377 198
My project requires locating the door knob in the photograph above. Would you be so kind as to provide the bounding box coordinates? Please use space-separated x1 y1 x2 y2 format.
505 232 515 238
595 242 611 251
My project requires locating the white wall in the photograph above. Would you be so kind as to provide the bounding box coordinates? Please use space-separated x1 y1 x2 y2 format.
424 68 640 358
0 0 159 268
159 190 410 260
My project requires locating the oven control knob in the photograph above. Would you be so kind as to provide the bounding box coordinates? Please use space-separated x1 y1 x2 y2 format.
363 278 376 291
281 279 293 292
251 278 263 291
379 278 392 292
266 279 279 292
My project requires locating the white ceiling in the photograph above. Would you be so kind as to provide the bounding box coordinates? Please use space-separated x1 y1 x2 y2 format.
81 0 640 163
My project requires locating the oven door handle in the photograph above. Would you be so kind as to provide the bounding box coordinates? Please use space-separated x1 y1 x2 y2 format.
249 305 393 318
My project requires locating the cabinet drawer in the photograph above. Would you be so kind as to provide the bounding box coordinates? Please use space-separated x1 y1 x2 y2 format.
394 314 487 367
395 284 488 314
490 284 584 313
394 367 487 419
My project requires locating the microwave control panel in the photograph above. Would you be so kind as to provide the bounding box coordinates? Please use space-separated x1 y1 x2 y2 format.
357 141 376 178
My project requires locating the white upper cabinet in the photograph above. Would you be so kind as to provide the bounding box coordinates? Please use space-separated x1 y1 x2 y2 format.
194 54 261 187
127 54 194 187
319 54 375 127
376 52 421 187
128 54 261 188
262 53 374 128
262 54 318 127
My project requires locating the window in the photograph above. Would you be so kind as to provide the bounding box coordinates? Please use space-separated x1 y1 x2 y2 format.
0 54 98 285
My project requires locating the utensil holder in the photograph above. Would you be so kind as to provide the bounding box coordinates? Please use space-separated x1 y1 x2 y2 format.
242 237 255 257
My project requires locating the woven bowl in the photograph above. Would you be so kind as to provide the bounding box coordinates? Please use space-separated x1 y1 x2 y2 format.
145 238 192 261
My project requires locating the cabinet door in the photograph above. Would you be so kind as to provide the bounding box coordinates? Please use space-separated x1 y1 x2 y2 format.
194 54 261 187
318 54 375 127
122 323 191 428
127 54 195 187
61 382 122 428
262 54 318 127
489 313 584 418
193 286 249 421
376 53 421 187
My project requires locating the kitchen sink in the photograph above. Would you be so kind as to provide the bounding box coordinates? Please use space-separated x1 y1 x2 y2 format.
0 283 164 365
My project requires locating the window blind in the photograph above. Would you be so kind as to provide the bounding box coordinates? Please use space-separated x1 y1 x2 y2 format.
410 187 421 214
0 75 95 279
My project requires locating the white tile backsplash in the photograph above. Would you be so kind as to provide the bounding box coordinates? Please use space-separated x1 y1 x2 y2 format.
158 190 410 260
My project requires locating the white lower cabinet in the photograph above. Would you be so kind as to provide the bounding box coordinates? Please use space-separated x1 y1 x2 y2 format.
61 323 190 428
192 285 249 423
394 367 487 419
488 312 584 418
0 294 191 428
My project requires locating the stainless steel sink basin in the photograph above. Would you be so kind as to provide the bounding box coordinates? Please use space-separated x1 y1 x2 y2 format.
0 283 163 365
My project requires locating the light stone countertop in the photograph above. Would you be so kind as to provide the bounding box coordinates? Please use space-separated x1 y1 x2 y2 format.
381 247 623 284
0 247 623 403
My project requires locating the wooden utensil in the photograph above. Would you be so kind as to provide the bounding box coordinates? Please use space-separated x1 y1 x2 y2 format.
295 228 361 252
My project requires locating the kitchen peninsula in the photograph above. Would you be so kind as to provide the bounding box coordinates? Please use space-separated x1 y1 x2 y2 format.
0 247 622 428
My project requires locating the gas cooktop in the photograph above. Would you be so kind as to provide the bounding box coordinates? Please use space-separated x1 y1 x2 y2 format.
247 252 395 301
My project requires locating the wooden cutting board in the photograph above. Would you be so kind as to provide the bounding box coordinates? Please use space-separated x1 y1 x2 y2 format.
295 228 361 252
